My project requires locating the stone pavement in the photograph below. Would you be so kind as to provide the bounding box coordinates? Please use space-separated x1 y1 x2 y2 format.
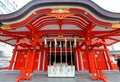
0 70 119 82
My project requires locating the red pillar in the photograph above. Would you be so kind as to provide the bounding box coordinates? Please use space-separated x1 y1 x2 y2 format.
44 50 48 71
102 39 113 70
8 48 18 70
40 50 44 70
86 48 98 80
85 32 98 80
8 42 19 70
78 51 82 70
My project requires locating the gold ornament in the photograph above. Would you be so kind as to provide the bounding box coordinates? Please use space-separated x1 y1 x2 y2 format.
47 8 74 19
1 24 12 30
111 22 120 28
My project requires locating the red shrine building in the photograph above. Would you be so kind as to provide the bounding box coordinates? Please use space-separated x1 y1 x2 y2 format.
0 0 120 82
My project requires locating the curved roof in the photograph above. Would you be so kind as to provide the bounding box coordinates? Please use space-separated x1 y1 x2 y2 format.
0 0 120 46
1 0 120 22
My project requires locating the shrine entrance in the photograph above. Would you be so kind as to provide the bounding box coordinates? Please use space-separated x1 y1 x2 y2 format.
47 38 75 77
0 1 120 82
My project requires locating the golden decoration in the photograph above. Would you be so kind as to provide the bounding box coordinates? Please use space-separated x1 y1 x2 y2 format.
33 11 37 15
47 8 74 19
1 24 12 30
26 24 30 26
84 12 88 15
32 37 34 40
32 31 34 34
58 34 63 38
96 51 100 54
47 13 74 19
111 22 120 28
24 55 27 58
51 8 70 13
95 54 98 58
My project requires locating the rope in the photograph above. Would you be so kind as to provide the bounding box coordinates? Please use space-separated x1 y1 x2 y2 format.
70 42 73 71
54 38 57 64
65 38 68 66
60 41 63 72
53 38 57 73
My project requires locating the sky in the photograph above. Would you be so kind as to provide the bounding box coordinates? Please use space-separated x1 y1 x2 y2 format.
13 0 32 10
92 0 120 13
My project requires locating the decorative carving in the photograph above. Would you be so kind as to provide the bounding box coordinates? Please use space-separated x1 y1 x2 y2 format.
33 11 37 15
47 8 74 19
1 24 12 30
111 22 120 28
51 8 70 13
84 12 88 15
